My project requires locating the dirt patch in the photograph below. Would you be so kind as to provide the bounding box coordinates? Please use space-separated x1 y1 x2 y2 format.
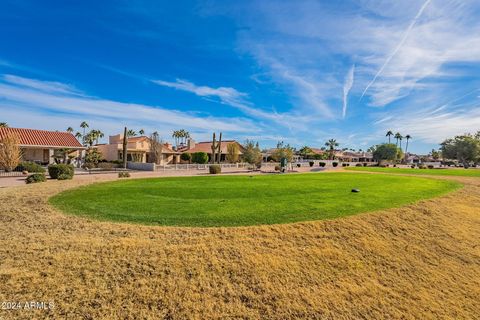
0 175 479 319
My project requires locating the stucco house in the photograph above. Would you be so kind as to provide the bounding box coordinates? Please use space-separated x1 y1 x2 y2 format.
0 127 85 165
95 134 179 164
179 139 244 162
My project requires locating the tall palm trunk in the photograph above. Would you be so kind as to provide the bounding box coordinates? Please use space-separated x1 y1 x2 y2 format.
122 127 128 169
404 140 409 162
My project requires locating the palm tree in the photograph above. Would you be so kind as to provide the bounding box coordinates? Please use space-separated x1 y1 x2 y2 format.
386 130 393 144
75 132 82 140
394 132 402 148
325 139 339 160
127 129 136 137
0 122 8 127
172 130 180 148
80 121 89 145
179 129 186 145
92 129 104 144
84 132 94 146
404 134 411 155
66 127 74 133
139 129 145 136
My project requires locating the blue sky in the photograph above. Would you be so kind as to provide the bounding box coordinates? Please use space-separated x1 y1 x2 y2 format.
1 0 479 153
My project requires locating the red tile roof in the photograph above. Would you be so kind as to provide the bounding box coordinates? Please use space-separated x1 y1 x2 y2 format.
310 148 326 155
0 127 84 148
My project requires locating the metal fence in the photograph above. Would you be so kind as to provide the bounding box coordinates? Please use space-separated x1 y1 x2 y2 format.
0 169 25 178
155 163 250 171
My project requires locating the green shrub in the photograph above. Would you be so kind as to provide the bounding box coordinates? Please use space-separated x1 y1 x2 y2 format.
25 173 46 184
118 172 131 178
48 164 74 179
191 152 208 164
332 162 338 167
209 164 221 174
356 163 362 167
427 165 434 169
297 163 301 168
181 153 191 162
363 163 368 167
274 165 281 171
411 165 415 168
319 162 326 167
418 164 427 169
342 163 348 167
57 173 73 180
16 162 45 173
309 161 314 167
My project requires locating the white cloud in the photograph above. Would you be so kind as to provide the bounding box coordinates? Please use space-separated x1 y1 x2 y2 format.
0 75 259 137
342 65 355 118
3 74 82 95
152 77 319 130
152 78 246 102
374 89 480 143
216 0 480 110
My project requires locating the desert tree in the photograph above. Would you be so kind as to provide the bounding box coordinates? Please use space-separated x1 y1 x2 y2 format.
243 140 262 169
299 146 313 159
0 133 22 172
149 131 163 164
226 142 240 163
272 141 294 162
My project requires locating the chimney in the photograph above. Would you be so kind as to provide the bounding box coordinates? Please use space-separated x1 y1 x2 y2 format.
187 138 195 150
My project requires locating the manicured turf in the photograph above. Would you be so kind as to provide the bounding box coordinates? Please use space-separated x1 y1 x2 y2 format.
50 173 460 227
346 166 480 177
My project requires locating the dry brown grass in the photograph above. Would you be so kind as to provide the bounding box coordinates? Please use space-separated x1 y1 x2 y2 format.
0 174 479 319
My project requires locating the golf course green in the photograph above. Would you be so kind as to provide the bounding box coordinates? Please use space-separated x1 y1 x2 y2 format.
346 166 480 177
50 173 461 227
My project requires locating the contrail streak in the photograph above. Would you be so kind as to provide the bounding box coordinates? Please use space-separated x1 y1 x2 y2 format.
360 0 432 100
342 64 355 118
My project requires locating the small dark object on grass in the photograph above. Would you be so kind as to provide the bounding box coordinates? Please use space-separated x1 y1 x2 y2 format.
351 188 360 193
118 172 131 178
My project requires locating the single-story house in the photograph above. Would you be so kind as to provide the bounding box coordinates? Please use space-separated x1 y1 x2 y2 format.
95 134 179 164
336 151 374 162
0 127 85 165
180 139 244 162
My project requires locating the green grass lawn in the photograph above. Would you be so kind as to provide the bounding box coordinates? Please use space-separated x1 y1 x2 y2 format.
49 173 461 227
346 166 480 177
